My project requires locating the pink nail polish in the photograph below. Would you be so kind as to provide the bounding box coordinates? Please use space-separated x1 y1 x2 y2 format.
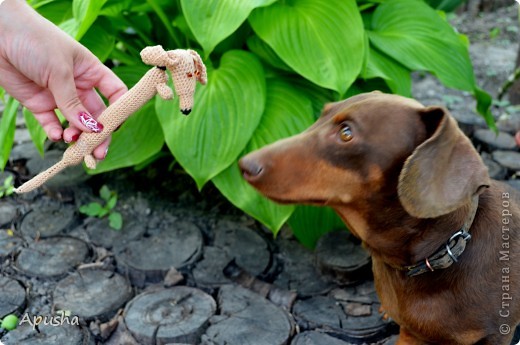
71 134 80 142
79 112 103 133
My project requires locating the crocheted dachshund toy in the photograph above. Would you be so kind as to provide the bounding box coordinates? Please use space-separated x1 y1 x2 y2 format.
15 45 207 194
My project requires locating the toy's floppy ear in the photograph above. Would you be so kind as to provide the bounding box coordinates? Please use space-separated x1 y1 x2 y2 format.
397 106 490 218
189 50 207 85
141 45 177 67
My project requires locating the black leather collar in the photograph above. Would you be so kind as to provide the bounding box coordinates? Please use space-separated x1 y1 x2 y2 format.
401 195 479 277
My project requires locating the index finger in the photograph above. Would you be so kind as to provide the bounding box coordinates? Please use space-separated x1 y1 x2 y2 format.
94 64 128 104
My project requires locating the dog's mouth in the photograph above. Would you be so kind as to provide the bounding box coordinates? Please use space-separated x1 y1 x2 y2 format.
262 194 328 207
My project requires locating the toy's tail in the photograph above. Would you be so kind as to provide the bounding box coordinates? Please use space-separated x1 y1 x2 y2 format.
14 160 69 194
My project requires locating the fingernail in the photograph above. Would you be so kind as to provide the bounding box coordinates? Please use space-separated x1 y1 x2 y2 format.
79 112 103 133
103 147 109 160
64 134 79 144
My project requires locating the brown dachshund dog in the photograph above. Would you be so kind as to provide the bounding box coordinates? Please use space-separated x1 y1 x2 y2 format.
239 92 520 345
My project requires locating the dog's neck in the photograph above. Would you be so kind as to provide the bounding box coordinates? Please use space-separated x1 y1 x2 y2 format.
333 195 478 269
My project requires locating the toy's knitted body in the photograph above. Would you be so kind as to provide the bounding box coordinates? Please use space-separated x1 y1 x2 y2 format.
14 46 206 194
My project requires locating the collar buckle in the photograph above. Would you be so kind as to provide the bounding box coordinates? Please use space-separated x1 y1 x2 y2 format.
445 230 471 263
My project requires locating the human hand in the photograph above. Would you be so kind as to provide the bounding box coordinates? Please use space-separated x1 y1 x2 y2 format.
0 0 127 160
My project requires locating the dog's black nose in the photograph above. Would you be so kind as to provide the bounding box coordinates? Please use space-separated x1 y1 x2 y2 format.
181 108 192 115
238 157 263 181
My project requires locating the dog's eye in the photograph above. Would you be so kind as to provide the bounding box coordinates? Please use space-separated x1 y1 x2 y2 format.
339 125 353 142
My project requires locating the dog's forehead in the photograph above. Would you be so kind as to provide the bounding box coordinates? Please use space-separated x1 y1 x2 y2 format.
322 93 424 119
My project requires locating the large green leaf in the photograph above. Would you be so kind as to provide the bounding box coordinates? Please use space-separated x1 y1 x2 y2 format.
181 0 277 56
79 20 115 62
367 0 494 125
33 0 73 25
213 78 315 234
0 97 19 170
99 0 132 16
287 76 336 118
156 50 266 189
91 102 164 174
23 108 47 157
246 35 292 72
368 0 474 92
474 86 495 131
249 0 365 95
288 205 347 249
73 0 108 40
112 65 151 88
363 46 411 97
424 0 466 12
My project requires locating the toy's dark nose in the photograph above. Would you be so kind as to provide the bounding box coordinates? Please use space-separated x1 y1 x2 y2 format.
181 108 192 115
238 156 264 181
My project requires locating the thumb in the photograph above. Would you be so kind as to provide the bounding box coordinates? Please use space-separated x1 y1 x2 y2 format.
48 71 104 133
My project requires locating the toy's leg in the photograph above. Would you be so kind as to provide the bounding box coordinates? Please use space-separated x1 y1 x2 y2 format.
157 84 173 100
84 155 97 169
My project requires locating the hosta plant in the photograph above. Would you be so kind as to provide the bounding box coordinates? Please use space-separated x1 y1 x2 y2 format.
0 0 490 248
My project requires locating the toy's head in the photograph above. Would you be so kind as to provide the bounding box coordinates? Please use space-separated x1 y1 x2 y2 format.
141 45 207 115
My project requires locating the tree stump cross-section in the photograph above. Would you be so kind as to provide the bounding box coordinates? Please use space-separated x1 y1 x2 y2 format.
124 286 216 345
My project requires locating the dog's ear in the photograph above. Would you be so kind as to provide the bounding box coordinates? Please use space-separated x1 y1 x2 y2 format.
397 106 489 218
188 50 207 85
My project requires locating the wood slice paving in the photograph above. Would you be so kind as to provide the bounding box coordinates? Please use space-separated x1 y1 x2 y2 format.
124 286 216 344
315 231 372 286
193 222 272 289
192 246 231 288
116 221 203 287
274 239 333 297
492 150 520 171
201 284 293 345
3 323 94 345
213 221 271 276
473 129 518 151
15 236 91 278
0 276 26 317
84 217 146 250
20 201 76 239
0 202 18 226
53 269 133 321
293 281 395 344
0 229 23 258
481 152 508 179
3 182 519 343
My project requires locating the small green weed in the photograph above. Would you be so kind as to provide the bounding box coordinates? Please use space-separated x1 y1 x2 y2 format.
80 185 123 230
489 27 500 40
0 175 15 198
